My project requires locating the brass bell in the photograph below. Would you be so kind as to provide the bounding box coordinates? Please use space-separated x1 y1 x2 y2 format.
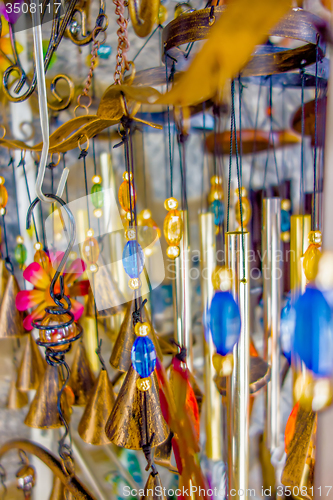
16 334 45 392
68 341 95 406
105 366 168 449
6 371 29 410
281 406 317 497
110 299 163 372
0 274 25 338
49 476 65 500
24 364 69 429
78 368 115 445
141 472 166 500
154 432 178 474
85 254 126 317
0 259 9 307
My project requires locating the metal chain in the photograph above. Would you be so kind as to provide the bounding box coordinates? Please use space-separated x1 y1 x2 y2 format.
113 0 130 84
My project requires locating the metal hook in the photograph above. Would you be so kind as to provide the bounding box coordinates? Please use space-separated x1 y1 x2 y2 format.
32 12 69 203
26 194 76 299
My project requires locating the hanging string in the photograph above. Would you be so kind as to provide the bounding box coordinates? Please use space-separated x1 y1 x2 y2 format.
79 149 91 227
238 75 243 184
132 25 162 63
165 56 175 197
263 78 279 189
92 137 97 176
141 117 148 207
249 80 263 189
312 40 319 231
201 102 207 213
300 65 305 218
1 214 13 273
18 153 40 243
62 153 69 204
226 85 234 233
11 158 21 237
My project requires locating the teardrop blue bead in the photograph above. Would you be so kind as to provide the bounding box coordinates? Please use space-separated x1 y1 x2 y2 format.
294 287 333 377
131 337 156 378
209 200 224 226
281 209 291 232
280 298 296 363
122 241 145 278
209 291 241 355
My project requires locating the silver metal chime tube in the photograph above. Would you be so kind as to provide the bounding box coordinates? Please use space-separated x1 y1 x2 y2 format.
173 210 193 369
262 198 282 452
225 231 250 499
199 213 223 461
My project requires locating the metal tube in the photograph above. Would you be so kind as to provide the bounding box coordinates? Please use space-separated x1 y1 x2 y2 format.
173 210 193 369
199 213 222 461
262 198 281 452
225 231 250 499
290 214 311 301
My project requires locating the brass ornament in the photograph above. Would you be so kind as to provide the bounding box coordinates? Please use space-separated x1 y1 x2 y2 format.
0 274 25 338
24 364 69 429
68 341 96 406
140 472 167 500
78 368 115 445
6 372 29 410
154 432 178 474
105 366 168 449
110 299 163 372
16 334 46 392
281 407 317 497
0 259 9 307
49 476 65 500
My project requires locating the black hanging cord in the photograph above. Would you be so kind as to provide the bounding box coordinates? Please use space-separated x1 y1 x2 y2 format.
18 153 40 243
300 65 305 218
312 40 319 231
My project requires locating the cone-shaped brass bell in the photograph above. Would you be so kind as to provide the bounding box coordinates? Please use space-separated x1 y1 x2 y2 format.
105 366 168 449
49 476 65 500
0 274 25 338
154 432 178 474
0 259 9 307
78 368 115 445
68 341 95 406
110 299 163 372
86 254 126 317
24 364 69 429
6 372 29 410
16 334 46 392
141 472 166 500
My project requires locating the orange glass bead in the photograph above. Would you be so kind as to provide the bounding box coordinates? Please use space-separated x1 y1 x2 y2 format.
118 179 136 212
34 249 49 269
163 209 183 246
0 185 8 208
82 236 100 264
235 189 251 228
39 313 77 351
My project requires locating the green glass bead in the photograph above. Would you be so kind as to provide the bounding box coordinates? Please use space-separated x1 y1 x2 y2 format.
91 183 104 208
14 243 27 265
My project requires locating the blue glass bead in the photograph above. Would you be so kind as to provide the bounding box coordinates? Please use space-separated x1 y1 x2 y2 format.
294 287 333 377
131 337 156 378
209 291 241 355
209 200 224 226
122 241 145 278
280 299 296 363
281 210 290 233
97 45 112 59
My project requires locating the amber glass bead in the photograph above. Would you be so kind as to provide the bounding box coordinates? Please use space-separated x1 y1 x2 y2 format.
166 245 180 259
158 3 168 23
0 185 8 208
137 209 161 242
34 249 49 269
39 313 77 351
164 197 178 211
118 179 136 212
303 243 321 281
208 176 223 205
235 195 251 228
134 322 150 337
82 236 100 264
212 266 233 291
163 209 183 246
129 277 141 290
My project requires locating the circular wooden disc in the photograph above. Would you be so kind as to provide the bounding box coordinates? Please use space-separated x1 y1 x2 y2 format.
291 97 326 146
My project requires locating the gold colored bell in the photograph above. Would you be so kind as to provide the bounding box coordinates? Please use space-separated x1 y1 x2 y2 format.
49 476 65 500
86 254 126 317
141 472 166 500
110 299 163 372
0 274 25 338
6 372 29 410
105 366 168 449
16 334 45 392
281 406 316 497
154 432 178 474
24 364 69 429
68 341 95 406
0 259 9 307
78 368 115 445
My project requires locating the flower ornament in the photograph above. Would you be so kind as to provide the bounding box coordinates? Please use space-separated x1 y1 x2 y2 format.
15 254 90 331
